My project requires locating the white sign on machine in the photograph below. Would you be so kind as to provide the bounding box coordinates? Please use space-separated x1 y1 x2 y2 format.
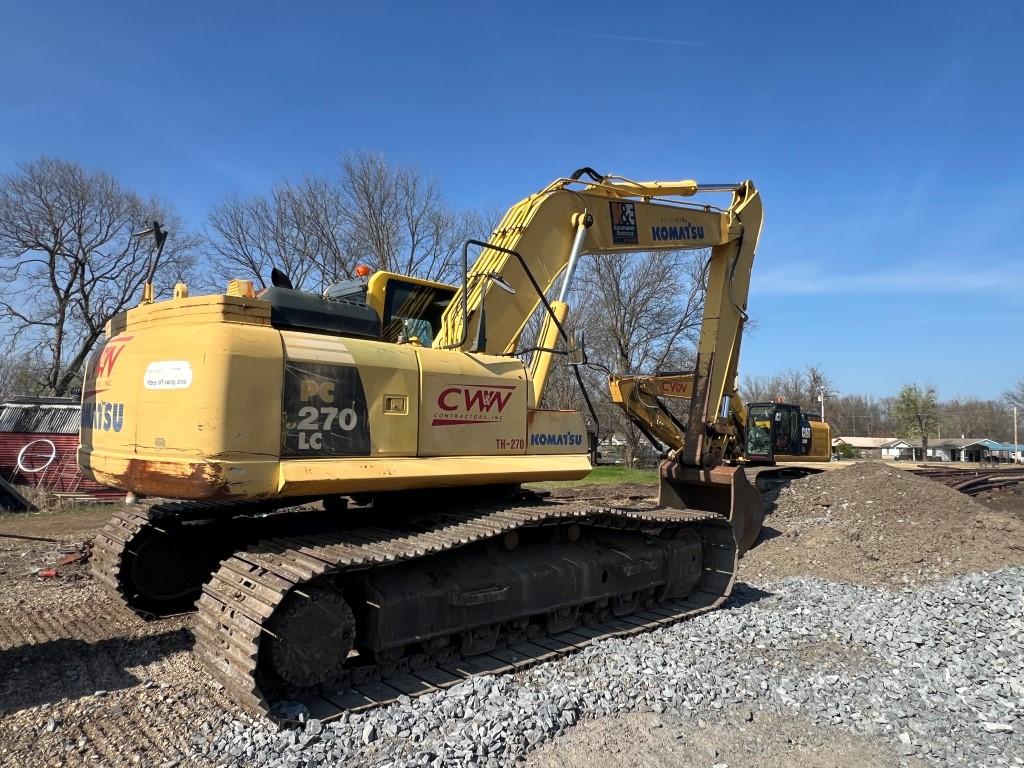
144 360 193 390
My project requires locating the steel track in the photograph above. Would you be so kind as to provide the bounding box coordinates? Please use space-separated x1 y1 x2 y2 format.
908 467 1024 495
192 500 737 721
91 499 316 617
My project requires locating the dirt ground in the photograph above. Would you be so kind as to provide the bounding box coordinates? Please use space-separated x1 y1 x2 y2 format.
0 467 1022 767
974 481 1024 516
741 462 1024 586
0 507 243 767
527 709 929 768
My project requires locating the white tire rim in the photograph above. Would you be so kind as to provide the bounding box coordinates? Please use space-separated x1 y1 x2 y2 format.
17 438 57 473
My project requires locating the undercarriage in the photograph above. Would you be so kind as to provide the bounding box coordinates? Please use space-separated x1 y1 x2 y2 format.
92 493 736 721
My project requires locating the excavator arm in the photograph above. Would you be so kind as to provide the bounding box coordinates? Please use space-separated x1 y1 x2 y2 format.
435 168 764 552
435 169 762 475
608 373 693 456
607 372 747 459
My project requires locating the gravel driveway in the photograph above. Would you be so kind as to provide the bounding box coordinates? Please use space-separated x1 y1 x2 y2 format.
202 568 1023 767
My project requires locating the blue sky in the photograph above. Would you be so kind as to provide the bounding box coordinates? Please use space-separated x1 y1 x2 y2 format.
1 1 1021 399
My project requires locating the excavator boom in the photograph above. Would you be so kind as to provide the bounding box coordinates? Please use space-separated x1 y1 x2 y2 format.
435 171 762 473
432 170 764 552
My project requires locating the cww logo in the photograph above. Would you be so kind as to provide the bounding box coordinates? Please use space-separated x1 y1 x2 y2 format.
432 384 516 426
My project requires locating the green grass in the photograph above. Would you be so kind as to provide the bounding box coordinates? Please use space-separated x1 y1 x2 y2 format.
530 464 658 489
0 502 113 523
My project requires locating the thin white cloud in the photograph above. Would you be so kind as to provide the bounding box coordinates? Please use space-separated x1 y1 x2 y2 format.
191 150 271 193
751 262 1018 296
570 31 705 47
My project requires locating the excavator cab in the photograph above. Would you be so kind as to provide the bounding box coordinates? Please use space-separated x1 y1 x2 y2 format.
744 403 810 463
325 270 458 345
377 277 455 344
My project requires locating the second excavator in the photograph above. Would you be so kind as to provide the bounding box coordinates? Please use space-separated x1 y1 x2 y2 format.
83 167 764 719
608 371 832 478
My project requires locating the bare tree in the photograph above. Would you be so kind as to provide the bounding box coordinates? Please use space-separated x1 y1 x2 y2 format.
740 366 836 416
0 158 199 396
0 348 50 400
805 366 834 411
337 152 482 282
1006 378 1024 411
826 393 893 437
206 152 482 291
579 250 709 375
539 249 710 466
941 397 1013 441
206 180 335 292
740 374 776 404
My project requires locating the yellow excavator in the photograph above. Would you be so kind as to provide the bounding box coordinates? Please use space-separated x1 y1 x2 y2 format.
608 372 832 473
82 168 763 719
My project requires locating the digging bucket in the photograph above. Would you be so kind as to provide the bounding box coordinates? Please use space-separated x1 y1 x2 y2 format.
658 462 764 555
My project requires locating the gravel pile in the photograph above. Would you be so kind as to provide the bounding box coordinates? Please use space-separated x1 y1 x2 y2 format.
743 462 1024 586
199 567 1024 767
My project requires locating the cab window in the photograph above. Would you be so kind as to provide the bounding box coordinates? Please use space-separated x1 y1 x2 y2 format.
382 281 455 344
746 404 773 457
773 406 800 454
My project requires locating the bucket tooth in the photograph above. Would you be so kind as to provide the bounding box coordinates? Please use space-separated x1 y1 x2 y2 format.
658 462 764 555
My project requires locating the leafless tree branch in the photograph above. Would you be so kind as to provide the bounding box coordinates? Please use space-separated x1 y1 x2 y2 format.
0 157 200 396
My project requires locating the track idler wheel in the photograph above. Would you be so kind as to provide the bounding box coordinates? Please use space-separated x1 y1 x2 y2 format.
264 584 356 689
127 524 229 614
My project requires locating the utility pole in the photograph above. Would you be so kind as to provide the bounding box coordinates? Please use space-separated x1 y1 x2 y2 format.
1015 406 1019 464
818 389 825 422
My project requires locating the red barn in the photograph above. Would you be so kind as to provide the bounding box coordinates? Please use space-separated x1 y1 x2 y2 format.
0 397 120 501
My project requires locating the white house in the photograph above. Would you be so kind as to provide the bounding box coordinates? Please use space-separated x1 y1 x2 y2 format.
832 436 912 459
909 438 1003 462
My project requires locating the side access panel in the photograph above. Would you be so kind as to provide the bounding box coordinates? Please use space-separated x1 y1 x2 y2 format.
415 348 528 457
80 320 284 499
526 409 589 455
280 332 420 459
803 420 833 462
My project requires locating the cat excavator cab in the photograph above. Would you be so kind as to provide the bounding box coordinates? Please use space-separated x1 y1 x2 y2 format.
83 168 764 720
744 401 831 464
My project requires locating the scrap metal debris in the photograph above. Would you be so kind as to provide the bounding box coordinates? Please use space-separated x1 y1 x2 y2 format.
909 466 1024 495
30 540 92 581
56 543 91 566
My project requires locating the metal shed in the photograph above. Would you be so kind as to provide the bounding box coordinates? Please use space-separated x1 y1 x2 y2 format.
0 396 119 500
